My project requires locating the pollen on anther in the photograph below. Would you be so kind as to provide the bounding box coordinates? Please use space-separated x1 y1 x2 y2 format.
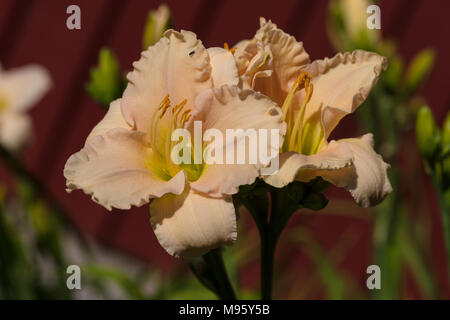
224 42 236 54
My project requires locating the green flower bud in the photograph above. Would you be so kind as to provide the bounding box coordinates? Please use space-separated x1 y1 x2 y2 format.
142 4 171 49
86 48 124 107
384 56 403 90
442 111 450 148
442 112 450 177
405 48 435 95
415 106 440 160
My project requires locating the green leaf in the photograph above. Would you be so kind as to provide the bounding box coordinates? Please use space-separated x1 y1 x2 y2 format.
86 48 124 107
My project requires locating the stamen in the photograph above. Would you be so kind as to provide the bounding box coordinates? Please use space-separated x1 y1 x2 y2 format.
178 109 192 127
150 95 171 149
172 99 187 125
224 42 236 54
288 81 314 152
289 80 314 152
280 72 313 152
281 72 311 120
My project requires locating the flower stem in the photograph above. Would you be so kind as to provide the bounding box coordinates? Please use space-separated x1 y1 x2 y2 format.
429 167 450 276
239 179 327 300
260 224 275 300
190 247 237 300
202 248 237 300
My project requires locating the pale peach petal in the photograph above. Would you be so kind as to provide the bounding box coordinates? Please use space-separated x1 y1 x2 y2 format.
300 50 387 138
0 111 32 151
0 64 51 111
187 85 286 196
233 39 272 89
233 39 258 76
86 99 131 143
264 140 353 188
121 29 212 133
207 47 239 87
64 128 185 211
329 134 392 208
252 17 310 106
150 187 237 258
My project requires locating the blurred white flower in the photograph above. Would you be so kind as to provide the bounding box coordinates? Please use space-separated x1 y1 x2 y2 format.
0 63 51 151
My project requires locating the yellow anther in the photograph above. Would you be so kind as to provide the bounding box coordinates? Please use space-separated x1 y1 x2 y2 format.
172 99 187 114
172 100 188 126
179 109 192 126
224 42 236 54
157 95 171 118
281 72 312 121
158 94 170 108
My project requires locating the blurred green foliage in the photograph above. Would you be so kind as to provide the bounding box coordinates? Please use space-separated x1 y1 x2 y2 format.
327 0 440 299
416 107 450 275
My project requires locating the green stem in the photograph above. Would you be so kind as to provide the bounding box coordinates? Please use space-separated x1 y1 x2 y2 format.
191 247 237 300
429 167 450 276
260 224 275 300
203 248 237 300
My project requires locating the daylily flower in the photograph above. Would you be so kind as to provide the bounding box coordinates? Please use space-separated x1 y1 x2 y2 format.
0 63 51 151
234 18 392 207
64 30 285 257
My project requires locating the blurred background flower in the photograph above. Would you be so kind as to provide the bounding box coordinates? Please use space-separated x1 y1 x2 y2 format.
0 0 449 299
0 64 50 151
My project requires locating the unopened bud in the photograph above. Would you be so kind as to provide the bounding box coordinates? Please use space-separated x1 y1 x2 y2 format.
142 4 172 49
415 106 440 160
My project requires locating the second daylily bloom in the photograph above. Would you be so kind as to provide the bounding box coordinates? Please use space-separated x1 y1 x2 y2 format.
64 30 285 258
235 18 392 207
0 63 51 151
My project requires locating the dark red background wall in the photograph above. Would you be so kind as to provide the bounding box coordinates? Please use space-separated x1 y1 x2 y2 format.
0 0 449 296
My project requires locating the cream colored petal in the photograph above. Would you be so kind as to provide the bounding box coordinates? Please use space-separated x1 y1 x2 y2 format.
263 140 353 188
150 187 237 258
0 111 32 151
207 47 239 87
300 50 387 138
329 134 392 208
64 128 185 211
233 39 257 75
187 85 286 196
86 99 131 143
233 39 272 90
121 29 212 133
252 17 310 106
0 65 51 111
